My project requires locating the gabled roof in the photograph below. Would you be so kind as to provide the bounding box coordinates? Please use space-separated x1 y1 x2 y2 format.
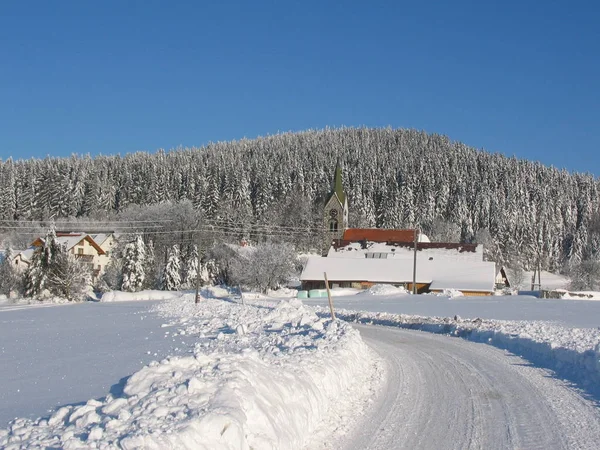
13 248 35 262
300 256 496 293
32 233 106 255
301 256 433 284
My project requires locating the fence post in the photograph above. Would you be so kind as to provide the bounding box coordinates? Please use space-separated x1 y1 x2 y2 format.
324 272 336 321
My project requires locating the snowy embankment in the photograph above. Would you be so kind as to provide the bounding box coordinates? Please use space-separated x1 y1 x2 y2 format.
99 290 186 302
322 306 600 397
1 295 377 450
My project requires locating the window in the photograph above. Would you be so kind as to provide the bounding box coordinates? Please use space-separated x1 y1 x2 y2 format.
78 248 84 255
329 219 338 232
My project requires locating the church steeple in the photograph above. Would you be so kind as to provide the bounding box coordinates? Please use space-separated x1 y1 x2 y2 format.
323 162 349 250
333 162 346 204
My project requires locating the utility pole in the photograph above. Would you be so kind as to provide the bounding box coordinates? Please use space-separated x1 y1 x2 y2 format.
412 228 418 295
194 231 202 304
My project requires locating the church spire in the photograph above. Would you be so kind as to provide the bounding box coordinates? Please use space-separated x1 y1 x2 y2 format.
333 162 345 204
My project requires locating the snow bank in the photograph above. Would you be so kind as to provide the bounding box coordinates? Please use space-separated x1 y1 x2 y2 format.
321 307 600 398
1 295 377 449
439 288 464 298
99 290 186 302
555 289 600 301
359 284 409 296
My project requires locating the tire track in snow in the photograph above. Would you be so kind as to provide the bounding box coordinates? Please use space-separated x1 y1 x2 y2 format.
338 325 600 450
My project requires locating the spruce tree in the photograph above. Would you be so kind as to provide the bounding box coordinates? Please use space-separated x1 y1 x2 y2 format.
121 235 146 292
162 245 181 291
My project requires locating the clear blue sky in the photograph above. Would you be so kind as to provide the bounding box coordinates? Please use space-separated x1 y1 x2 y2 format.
1 1 599 174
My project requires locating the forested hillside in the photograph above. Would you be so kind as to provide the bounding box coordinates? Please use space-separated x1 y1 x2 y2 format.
1 127 598 271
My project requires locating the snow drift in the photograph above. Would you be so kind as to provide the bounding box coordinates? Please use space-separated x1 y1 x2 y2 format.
99 290 186 302
1 295 377 449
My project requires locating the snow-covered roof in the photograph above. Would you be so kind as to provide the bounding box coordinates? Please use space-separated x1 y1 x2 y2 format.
328 241 483 263
301 256 496 292
428 262 496 292
90 233 112 247
301 256 433 284
34 233 105 255
14 248 35 261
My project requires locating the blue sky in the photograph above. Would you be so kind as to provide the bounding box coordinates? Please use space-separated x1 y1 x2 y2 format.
1 1 599 174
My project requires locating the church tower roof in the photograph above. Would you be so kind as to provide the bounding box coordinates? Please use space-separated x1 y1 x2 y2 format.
331 163 346 205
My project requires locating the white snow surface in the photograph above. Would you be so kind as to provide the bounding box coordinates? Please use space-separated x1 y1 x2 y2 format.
309 303 600 398
0 295 377 449
99 290 186 302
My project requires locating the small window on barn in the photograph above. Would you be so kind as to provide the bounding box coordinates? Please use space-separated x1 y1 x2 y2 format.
329 219 338 232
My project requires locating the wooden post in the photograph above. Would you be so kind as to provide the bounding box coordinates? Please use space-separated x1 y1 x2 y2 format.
412 229 418 295
323 272 336 321
195 243 202 304
239 285 245 306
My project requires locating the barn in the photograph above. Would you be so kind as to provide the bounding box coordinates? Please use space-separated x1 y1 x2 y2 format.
302 228 496 296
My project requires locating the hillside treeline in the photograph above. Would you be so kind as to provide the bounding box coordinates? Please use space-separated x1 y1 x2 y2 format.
1 127 599 271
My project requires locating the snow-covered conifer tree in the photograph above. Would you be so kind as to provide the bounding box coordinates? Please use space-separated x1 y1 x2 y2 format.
24 227 61 297
182 245 199 289
162 245 181 291
0 247 21 296
143 239 157 289
121 235 146 292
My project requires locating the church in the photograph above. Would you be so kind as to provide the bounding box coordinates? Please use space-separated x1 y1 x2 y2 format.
300 165 497 296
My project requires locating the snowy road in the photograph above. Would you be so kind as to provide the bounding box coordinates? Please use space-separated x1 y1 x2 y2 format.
340 324 600 450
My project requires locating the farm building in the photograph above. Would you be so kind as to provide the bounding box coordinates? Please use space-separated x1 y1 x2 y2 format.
303 166 497 295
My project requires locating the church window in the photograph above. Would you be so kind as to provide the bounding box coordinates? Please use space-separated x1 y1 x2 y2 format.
329 219 338 232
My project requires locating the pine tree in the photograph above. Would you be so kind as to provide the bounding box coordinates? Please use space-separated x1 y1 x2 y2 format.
46 251 91 301
121 235 146 292
162 245 181 291
182 245 199 289
143 239 157 289
24 228 61 297
0 247 21 296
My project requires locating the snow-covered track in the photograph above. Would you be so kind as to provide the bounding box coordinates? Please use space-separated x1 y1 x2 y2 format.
340 324 600 450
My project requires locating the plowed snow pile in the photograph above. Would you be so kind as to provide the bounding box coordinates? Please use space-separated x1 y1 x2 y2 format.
0 296 377 449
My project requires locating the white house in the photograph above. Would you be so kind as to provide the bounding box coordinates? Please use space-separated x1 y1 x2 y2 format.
21 232 118 280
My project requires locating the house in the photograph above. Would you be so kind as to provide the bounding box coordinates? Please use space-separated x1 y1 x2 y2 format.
11 248 35 273
28 232 117 280
89 233 118 272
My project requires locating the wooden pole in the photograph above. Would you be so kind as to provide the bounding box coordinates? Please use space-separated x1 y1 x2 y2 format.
195 243 202 304
412 229 418 295
323 272 336 320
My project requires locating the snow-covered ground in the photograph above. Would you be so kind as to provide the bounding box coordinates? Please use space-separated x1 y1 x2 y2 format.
0 293 378 449
304 289 600 328
0 301 196 426
2 286 600 449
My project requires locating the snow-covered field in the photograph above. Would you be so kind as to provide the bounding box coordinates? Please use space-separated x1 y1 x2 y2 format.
0 300 196 426
304 288 600 328
2 286 600 449
0 294 377 449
